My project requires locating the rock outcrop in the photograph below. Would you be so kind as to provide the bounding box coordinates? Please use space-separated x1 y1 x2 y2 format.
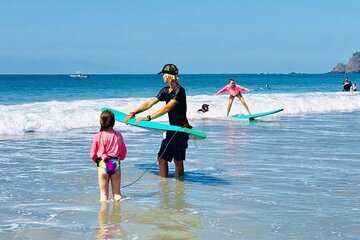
331 52 360 73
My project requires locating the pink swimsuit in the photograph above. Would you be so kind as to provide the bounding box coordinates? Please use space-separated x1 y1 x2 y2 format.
219 84 249 97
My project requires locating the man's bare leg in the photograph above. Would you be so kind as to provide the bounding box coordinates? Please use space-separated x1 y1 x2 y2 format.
174 159 184 179
158 158 169 178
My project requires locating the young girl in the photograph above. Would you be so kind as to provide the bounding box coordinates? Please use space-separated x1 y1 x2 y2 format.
90 110 127 201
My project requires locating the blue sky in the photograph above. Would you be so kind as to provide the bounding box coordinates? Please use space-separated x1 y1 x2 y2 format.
1 0 359 74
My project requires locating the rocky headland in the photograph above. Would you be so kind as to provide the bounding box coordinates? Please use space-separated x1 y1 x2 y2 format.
331 52 360 73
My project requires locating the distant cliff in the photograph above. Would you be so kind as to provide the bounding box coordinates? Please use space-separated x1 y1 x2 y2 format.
331 52 360 73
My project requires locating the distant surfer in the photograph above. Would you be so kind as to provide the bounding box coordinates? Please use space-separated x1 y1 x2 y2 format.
90 110 127 202
265 84 271 89
124 64 190 179
350 83 357 91
215 79 251 116
197 104 209 113
342 77 352 91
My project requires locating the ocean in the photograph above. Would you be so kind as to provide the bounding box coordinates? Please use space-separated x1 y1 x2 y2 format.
0 74 359 239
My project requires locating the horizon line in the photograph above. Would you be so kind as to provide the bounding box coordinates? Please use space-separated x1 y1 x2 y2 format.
0 72 354 75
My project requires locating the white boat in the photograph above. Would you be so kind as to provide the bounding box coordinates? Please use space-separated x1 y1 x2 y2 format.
69 72 89 78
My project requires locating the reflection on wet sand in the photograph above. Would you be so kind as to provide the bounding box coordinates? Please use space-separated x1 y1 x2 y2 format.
124 179 202 239
96 201 126 239
155 179 202 239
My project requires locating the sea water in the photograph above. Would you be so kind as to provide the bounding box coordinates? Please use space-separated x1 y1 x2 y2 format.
0 74 359 239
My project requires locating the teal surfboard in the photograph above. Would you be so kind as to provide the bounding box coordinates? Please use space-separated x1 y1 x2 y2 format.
232 108 284 120
101 108 207 139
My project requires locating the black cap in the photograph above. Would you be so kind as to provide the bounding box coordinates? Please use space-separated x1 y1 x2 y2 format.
202 104 209 108
157 64 179 75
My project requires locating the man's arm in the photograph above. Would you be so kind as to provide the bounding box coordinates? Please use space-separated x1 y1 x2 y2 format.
136 99 178 124
124 97 159 124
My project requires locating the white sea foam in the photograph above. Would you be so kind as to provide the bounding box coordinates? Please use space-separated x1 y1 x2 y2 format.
0 92 359 135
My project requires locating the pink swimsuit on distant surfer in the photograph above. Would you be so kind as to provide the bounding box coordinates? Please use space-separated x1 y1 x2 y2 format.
90 130 127 175
219 84 249 97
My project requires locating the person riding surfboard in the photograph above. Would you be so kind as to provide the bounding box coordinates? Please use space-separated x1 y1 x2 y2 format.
215 79 251 116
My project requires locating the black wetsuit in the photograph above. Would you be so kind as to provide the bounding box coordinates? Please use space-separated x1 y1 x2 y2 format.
156 84 189 127
156 84 189 161
343 81 352 91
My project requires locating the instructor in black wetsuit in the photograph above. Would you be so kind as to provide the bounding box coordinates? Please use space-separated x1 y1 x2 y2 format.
124 64 190 179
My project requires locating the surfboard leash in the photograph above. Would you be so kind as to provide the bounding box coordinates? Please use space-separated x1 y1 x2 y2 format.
121 131 178 188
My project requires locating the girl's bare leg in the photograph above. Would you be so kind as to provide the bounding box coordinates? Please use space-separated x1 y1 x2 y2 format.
237 93 251 114
98 168 110 201
227 96 235 116
110 168 124 201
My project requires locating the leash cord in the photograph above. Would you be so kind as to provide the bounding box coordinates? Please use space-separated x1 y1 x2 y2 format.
121 131 178 188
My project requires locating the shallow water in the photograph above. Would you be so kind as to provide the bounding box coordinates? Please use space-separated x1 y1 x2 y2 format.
0 110 359 239
1 74 359 239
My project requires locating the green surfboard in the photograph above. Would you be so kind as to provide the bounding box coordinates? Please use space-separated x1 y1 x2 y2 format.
101 108 207 139
232 108 284 120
